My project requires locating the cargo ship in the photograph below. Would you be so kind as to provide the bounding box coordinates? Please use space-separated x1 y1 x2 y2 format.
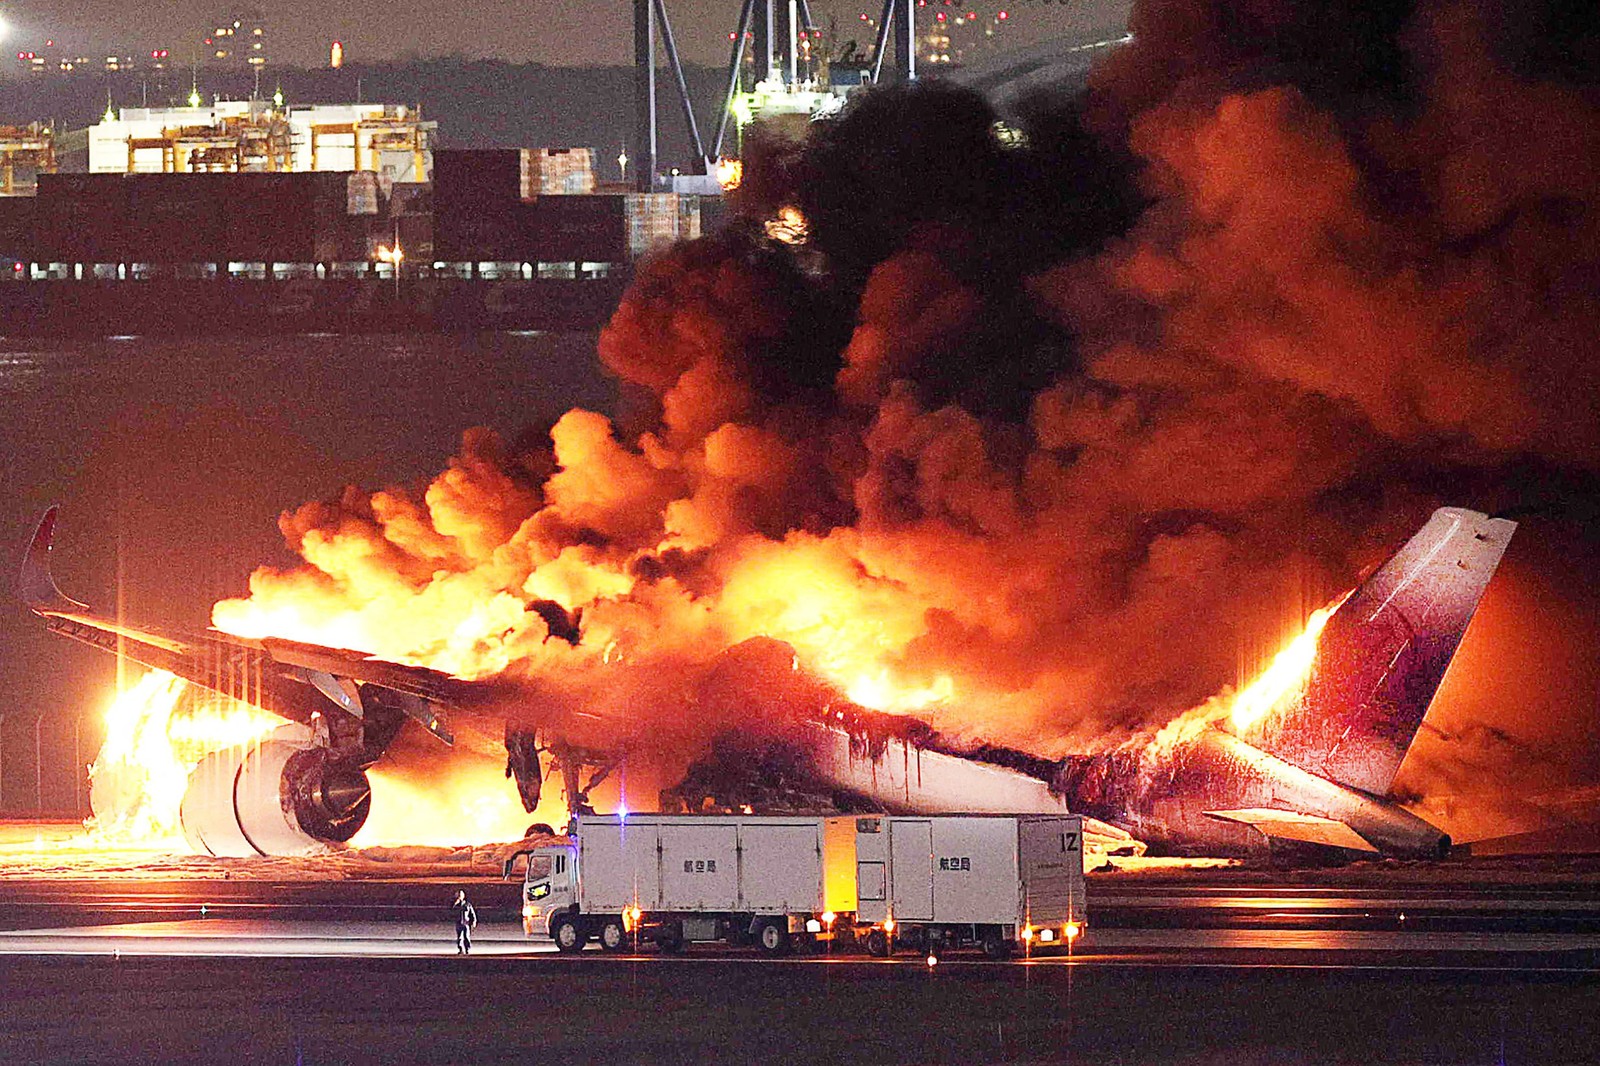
0 128 706 336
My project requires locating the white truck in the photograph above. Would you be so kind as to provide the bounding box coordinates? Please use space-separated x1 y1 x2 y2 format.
514 813 860 955
511 812 1087 958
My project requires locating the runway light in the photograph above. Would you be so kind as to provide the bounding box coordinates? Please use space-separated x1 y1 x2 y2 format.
883 917 895 933
1065 921 1082 940
1021 926 1034 941
821 911 836 926
926 953 938 968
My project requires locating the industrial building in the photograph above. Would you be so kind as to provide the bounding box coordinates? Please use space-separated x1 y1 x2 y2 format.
54 101 435 184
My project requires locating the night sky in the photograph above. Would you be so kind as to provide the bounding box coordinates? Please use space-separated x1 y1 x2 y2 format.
0 1 1130 68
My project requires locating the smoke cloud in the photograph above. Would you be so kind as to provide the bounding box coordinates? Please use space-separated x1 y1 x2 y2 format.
213 0 1600 840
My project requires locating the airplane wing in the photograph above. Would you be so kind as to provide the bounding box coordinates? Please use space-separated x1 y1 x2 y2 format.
18 506 457 744
1203 808 1379 853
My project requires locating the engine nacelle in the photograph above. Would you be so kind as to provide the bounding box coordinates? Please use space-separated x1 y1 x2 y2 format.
179 731 372 857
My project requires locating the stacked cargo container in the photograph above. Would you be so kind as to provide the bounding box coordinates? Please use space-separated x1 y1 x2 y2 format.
431 149 528 261
625 192 699 256
27 171 368 265
522 148 595 195
432 149 699 267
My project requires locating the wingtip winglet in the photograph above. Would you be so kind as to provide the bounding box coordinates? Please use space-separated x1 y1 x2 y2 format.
18 506 91 615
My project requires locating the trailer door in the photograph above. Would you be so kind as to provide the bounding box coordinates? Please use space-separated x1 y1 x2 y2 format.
579 820 661 913
890 819 934 921
1017 816 1085 927
739 821 822 914
659 822 740 911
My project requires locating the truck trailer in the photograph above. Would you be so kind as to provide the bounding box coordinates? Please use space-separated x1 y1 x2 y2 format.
513 812 1086 957
517 813 859 955
853 814 1086 959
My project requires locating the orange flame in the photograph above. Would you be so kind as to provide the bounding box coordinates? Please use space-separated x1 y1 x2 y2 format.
1145 593 1349 757
85 669 280 847
353 761 568 848
1227 594 1347 732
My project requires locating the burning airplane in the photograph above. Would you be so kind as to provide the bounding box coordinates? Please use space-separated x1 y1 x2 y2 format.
11 0 1598 867
20 503 1512 860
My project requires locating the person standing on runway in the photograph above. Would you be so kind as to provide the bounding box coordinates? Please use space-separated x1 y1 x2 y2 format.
452 890 477 954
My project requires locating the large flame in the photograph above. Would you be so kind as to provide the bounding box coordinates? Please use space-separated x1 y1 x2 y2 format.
354 764 563 849
85 669 281 846
1142 594 1348 759
1226 595 1346 732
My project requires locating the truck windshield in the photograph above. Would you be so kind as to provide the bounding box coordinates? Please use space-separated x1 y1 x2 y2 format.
526 855 553 880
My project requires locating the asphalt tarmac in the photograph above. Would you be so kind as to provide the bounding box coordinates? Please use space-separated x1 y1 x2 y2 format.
3 948 1598 1064
1 874 1598 1063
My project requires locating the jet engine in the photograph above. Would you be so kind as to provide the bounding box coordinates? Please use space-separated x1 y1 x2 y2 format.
179 729 372 857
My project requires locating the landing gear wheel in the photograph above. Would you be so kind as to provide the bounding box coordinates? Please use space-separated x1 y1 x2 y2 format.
552 914 588 954
757 920 793 956
865 929 891 957
982 934 1013 960
599 918 628 953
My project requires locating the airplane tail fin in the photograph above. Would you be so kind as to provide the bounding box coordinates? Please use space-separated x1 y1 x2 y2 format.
1241 507 1516 797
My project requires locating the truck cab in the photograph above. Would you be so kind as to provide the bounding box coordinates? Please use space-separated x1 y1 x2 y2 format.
516 843 577 937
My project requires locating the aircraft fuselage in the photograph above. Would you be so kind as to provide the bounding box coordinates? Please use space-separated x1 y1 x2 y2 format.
1058 727 1449 858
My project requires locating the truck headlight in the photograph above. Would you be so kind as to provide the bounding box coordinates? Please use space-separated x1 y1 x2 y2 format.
805 919 822 933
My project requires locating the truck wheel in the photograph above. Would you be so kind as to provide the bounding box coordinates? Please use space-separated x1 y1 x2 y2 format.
981 934 1014 960
599 918 628 953
552 914 588 954
655 928 684 954
865 929 891 957
756 920 792 956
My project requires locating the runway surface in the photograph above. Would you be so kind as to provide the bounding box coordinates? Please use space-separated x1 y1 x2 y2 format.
2 873 1597 1063
2 914 1599 970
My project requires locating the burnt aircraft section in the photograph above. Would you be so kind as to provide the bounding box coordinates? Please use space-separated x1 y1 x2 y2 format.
21 506 1516 859
1051 508 1517 858
1243 509 1518 796
20 508 452 855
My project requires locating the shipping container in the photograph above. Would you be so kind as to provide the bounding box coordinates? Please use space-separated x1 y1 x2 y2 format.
0 194 39 261
432 149 525 212
124 174 225 262
387 182 431 217
529 194 627 262
345 171 380 216
35 173 131 260
219 173 320 262
522 147 595 195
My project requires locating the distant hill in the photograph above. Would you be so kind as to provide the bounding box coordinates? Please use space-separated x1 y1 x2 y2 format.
0 60 732 173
